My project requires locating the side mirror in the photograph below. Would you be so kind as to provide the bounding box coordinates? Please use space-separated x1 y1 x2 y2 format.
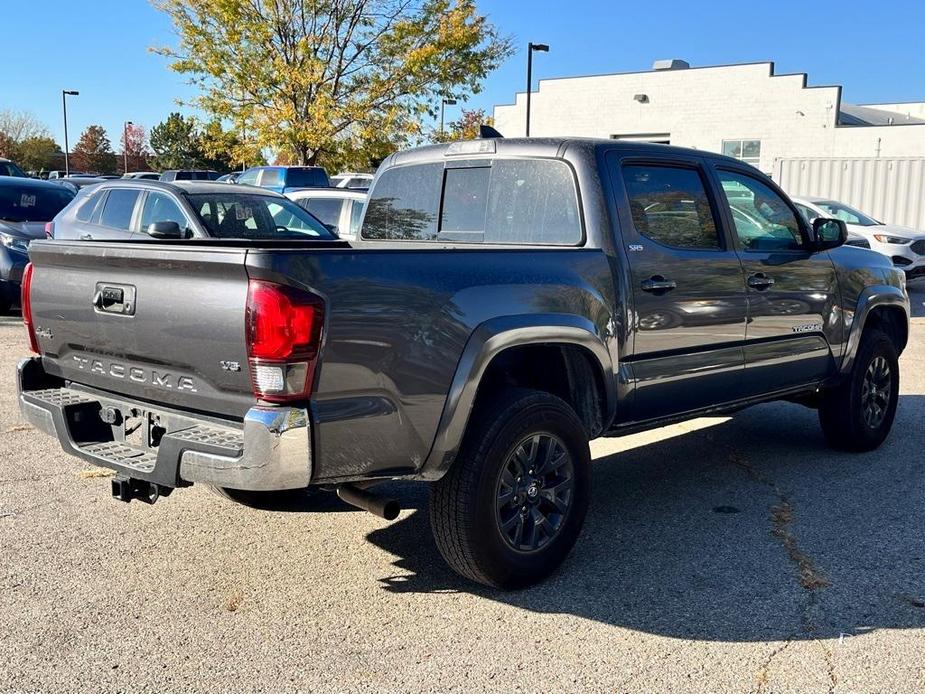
811 217 846 251
146 221 187 239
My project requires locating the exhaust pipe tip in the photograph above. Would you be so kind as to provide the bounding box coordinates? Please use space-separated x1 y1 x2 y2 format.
336 484 401 520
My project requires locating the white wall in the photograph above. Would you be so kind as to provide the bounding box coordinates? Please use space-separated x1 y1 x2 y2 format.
493 62 925 176
777 157 925 230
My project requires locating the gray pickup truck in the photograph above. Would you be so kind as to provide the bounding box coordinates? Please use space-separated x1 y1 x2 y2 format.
18 138 909 589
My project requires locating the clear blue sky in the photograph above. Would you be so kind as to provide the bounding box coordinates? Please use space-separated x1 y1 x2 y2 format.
3 0 924 149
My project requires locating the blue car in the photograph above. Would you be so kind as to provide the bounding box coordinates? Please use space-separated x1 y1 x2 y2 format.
236 165 330 193
0 176 75 312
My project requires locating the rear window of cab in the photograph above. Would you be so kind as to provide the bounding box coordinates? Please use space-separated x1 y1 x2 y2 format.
361 158 583 245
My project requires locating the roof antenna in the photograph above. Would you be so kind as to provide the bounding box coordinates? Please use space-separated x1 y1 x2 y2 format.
479 124 504 139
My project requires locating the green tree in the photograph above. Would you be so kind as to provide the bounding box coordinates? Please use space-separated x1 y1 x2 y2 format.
15 136 62 173
153 0 513 165
199 119 266 172
149 112 203 170
71 125 116 174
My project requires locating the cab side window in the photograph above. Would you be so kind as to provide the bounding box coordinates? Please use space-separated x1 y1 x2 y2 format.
623 164 721 250
237 169 259 186
718 170 805 251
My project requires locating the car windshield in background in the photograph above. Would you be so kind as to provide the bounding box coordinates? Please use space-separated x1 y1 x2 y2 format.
186 193 336 240
1 161 28 178
815 200 880 226
0 185 74 222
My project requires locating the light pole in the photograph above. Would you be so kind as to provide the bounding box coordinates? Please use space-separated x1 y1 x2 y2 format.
62 90 79 176
123 120 133 174
525 43 549 137
440 98 457 136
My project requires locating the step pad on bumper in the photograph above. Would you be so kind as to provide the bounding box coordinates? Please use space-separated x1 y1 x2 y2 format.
27 388 95 407
169 425 243 453
78 441 158 473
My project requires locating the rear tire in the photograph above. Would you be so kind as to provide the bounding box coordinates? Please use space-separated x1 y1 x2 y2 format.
429 388 591 589
819 328 899 452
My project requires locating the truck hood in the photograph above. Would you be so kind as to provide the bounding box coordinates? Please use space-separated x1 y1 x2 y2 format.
0 220 46 240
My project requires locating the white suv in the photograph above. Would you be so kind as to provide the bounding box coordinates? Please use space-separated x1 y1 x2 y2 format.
792 196 925 281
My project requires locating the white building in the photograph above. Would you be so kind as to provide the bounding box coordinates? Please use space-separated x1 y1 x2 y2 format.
492 60 925 177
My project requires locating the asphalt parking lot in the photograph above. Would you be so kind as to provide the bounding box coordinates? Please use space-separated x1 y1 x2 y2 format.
1 286 924 693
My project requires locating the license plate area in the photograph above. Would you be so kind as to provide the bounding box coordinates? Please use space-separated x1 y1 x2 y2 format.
121 408 167 449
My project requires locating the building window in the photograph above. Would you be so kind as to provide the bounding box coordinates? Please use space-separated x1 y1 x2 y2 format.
722 139 761 165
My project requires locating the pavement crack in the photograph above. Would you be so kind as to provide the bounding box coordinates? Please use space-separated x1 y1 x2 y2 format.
728 450 830 594
754 638 793 694
820 641 838 694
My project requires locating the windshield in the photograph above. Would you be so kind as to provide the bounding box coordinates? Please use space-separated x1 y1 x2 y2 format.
0 161 28 178
0 184 74 222
187 193 336 239
814 200 880 226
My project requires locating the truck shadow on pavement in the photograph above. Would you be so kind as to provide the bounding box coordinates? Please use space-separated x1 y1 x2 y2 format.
366 394 925 642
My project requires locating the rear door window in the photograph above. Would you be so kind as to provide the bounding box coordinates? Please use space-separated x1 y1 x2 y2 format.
98 188 140 230
301 198 344 232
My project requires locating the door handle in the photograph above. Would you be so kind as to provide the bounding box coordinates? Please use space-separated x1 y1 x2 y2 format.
79 233 92 240
747 273 775 290
640 275 677 294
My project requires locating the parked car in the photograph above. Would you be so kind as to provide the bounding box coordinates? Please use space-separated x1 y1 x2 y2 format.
792 196 925 280
216 172 241 184
0 176 73 311
159 170 220 182
52 175 109 191
0 158 28 178
50 179 333 241
330 172 373 189
285 188 366 240
19 138 909 589
122 172 160 180
237 165 329 193
46 170 85 180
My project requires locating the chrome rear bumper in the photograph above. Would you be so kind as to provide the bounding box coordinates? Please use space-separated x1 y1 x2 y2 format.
17 357 311 491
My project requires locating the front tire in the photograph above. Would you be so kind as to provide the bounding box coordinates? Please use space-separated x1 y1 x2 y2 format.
429 389 591 589
819 328 899 452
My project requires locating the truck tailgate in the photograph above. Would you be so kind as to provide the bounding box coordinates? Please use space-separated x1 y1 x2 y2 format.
28 241 254 418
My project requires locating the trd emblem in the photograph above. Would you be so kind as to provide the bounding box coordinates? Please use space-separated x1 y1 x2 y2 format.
219 361 241 372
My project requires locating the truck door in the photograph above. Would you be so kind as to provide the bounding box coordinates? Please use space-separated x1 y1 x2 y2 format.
709 166 840 394
607 152 748 422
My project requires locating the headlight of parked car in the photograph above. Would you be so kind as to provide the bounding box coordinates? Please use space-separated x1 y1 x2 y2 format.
873 234 910 245
0 233 30 253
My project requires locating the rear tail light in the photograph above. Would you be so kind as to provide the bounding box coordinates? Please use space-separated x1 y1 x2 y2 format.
44 222 54 239
245 280 324 403
21 262 40 353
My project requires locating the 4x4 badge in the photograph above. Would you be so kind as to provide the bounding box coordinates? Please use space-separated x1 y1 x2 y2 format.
219 361 241 372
